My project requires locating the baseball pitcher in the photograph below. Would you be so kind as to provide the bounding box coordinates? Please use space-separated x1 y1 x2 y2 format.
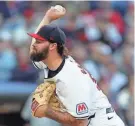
28 5 125 126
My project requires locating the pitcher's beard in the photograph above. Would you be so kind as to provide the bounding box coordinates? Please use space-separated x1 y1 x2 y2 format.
30 49 49 62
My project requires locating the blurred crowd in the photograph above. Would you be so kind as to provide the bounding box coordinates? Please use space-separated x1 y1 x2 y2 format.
0 1 134 126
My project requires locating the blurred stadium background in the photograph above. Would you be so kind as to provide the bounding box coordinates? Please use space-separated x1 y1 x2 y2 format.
0 1 134 126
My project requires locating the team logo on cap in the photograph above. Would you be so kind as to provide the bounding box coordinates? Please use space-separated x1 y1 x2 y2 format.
76 102 88 115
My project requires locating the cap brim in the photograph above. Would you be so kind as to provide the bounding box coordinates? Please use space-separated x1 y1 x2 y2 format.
27 33 46 41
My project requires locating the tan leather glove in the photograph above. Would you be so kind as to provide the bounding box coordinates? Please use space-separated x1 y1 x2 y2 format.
49 93 66 112
31 81 56 116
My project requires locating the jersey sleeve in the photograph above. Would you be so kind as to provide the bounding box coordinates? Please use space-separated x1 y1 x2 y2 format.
32 61 47 69
56 74 92 119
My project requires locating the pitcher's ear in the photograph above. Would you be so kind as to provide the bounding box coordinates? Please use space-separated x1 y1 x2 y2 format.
49 43 57 51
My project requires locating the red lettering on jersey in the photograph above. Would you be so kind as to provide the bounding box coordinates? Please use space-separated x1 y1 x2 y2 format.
76 103 88 115
71 59 100 90
89 73 101 90
77 65 87 74
89 74 97 84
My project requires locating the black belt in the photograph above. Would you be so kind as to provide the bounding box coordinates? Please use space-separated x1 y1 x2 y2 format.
88 107 114 120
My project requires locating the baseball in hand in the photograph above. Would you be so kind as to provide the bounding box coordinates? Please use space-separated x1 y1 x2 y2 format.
46 5 66 21
54 5 64 12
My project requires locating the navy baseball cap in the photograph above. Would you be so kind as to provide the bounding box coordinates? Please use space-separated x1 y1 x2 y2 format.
28 24 66 45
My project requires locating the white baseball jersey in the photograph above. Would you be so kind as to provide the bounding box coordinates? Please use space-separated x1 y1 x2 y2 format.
33 56 111 119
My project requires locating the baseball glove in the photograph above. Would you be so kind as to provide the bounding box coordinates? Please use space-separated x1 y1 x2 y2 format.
49 92 66 112
31 81 65 116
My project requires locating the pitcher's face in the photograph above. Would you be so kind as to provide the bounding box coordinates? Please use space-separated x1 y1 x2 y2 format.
30 39 50 61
